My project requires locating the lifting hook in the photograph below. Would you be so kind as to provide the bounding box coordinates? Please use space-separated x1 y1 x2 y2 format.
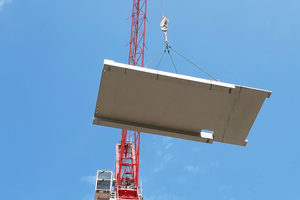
160 16 169 46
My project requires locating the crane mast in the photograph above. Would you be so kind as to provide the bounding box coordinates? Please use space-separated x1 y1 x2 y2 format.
94 1 147 200
128 0 147 67
115 1 147 200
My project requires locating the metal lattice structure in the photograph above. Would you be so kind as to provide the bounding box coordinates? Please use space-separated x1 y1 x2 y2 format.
115 130 141 199
115 1 147 199
128 0 147 67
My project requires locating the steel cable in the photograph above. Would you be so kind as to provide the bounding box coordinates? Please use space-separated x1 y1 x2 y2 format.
145 46 166 68
167 49 178 74
169 46 219 81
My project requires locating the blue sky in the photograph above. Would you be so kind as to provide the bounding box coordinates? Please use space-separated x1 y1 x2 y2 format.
1 0 300 200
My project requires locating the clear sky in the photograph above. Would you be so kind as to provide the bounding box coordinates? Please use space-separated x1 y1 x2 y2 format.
1 0 300 200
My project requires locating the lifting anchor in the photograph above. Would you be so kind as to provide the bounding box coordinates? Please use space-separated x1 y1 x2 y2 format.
160 16 169 46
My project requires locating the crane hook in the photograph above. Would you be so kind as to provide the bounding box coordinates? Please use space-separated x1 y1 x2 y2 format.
160 16 169 46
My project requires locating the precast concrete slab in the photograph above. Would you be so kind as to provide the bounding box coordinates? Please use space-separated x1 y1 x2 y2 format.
93 59 271 146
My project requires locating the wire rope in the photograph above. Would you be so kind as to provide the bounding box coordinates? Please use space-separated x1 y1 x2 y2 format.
169 46 219 81
145 46 166 68
161 0 164 16
145 45 218 81
167 49 178 74
156 50 166 70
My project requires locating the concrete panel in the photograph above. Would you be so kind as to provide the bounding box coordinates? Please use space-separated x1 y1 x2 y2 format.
93 60 272 146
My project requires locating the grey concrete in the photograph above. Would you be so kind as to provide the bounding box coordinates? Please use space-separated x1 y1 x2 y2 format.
93 60 271 146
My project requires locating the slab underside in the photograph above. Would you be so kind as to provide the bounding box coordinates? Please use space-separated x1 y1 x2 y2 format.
93 60 271 146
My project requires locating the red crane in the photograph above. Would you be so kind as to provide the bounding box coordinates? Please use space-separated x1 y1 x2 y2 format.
115 1 147 200
94 1 147 200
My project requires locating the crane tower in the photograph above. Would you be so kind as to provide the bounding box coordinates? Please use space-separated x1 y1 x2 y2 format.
94 1 147 200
